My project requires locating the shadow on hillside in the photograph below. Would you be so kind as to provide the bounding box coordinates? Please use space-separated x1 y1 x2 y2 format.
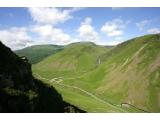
0 41 85 113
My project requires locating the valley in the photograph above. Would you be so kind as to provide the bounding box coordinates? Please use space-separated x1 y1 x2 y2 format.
1 7 160 113
19 34 160 112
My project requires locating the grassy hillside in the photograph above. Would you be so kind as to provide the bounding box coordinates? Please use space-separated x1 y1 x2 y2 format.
94 34 160 112
33 42 112 78
15 45 63 64
33 34 160 112
33 42 119 112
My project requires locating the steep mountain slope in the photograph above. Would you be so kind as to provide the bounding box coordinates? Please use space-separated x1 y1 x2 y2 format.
33 34 160 112
33 42 112 79
94 34 160 112
15 45 63 64
0 41 85 113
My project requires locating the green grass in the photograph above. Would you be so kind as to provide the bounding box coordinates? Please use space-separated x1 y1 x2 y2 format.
33 34 160 112
33 42 112 78
15 44 63 64
53 84 123 112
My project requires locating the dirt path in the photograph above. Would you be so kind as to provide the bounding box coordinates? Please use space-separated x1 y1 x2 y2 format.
130 44 147 60
120 44 148 68
56 82 127 112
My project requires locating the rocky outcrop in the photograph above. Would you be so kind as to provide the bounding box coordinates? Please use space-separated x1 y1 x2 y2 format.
0 41 85 113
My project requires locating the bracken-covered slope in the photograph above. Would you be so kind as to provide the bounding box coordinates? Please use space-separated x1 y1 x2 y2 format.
33 34 160 112
15 45 63 64
0 41 85 113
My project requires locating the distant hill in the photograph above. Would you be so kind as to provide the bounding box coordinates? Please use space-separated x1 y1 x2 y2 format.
33 34 160 112
15 45 63 64
33 42 112 78
0 41 85 113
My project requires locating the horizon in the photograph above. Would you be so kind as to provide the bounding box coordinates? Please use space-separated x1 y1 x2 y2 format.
0 7 160 50
13 33 159 50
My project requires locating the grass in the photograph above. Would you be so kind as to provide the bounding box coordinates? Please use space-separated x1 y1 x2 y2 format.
15 44 63 64
33 42 112 78
53 84 123 112
33 34 160 112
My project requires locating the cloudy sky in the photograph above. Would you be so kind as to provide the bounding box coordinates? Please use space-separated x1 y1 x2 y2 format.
0 7 160 50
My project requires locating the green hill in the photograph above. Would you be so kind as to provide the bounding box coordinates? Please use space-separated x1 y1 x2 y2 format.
94 34 160 112
33 34 160 112
15 45 63 64
0 41 85 113
33 42 112 78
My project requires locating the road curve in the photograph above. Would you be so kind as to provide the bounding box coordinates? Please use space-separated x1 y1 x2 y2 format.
36 74 127 112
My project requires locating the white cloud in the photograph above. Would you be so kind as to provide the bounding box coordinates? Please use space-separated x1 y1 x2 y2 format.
136 20 150 31
106 40 122 46
32 25 72 45
0 9 131 50
81 17 92 25
147 28 160 34
0 25 74 50
27 7 83 45
101 18 126 37
106 37 124 45
78 17 99 42
0 27 32 50
32 25 53 37
0 7 83 50
28 7 80 25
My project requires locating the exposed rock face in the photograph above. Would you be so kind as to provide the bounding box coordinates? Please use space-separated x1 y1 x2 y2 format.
0 41 85 113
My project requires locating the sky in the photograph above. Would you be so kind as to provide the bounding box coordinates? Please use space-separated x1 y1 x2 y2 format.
0 7 160 50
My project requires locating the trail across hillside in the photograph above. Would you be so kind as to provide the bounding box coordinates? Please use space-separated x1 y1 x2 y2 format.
53 82 127 112
36 74 127 112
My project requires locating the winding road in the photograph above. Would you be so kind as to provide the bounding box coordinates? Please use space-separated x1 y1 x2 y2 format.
36 74 127 112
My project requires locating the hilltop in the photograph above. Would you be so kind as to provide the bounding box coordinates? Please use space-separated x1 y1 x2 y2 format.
33 42 112 79
15 44 63 64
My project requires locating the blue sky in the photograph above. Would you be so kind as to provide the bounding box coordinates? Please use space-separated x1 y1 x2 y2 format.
0 7 160 50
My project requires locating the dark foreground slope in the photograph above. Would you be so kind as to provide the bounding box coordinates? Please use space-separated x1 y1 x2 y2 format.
15 45 63 64
0 41 85 113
